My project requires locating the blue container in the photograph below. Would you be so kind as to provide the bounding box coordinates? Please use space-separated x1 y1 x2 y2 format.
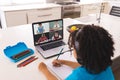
3 42 34 63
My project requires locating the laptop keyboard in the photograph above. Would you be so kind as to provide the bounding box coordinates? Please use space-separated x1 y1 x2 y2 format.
40 41 66 51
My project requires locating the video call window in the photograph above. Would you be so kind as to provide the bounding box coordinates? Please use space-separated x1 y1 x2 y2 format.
49 30 63 41
33 19 63 45
33 22 49 35
49 20 63 32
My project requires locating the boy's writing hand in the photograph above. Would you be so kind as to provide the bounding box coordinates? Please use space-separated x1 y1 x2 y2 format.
52 60 62 67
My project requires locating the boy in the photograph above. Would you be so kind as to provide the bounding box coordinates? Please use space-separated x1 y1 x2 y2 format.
39 24 115 80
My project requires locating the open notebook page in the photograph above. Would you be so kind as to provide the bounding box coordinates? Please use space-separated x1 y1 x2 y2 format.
45 52 76 80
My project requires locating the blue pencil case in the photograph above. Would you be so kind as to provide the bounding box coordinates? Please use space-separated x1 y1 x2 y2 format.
3 42 34 63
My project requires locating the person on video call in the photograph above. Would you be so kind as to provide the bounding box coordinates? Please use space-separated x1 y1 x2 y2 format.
52 31 62 40
53 21 60 28
37 23 45 33
38 24 115 80
38 33 48 43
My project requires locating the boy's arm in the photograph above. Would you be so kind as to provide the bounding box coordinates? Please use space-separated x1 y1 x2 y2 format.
39 62 58 80
42 69 58 80
54 60 80 69
61 60 80 69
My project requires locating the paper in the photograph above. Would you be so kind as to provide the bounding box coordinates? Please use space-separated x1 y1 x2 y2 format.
46 62 73 80
45 52 76 80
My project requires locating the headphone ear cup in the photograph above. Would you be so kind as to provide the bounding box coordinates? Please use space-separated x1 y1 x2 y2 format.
75 40 83 64
74 40 79 54
74 28 84 64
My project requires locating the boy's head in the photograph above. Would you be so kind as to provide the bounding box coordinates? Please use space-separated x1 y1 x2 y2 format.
68 24 114 74
39 23 42 27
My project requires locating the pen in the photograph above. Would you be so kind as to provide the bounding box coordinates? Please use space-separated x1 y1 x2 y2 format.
62 49 73 54
56 48 64 60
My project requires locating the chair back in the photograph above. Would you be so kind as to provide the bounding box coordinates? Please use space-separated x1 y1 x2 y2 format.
110 6 120 17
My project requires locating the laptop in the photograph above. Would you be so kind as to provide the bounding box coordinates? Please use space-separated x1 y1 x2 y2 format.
32 19 69 59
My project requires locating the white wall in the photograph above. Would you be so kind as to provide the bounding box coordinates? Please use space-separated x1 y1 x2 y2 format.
109 1 120 6
106 1 120 13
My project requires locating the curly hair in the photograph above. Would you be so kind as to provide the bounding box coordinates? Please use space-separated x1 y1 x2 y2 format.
68 24 114 74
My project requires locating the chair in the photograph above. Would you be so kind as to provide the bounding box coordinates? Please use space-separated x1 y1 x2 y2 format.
110 6 120 17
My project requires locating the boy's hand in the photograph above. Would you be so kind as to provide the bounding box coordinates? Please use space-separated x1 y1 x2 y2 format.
52 59 62 67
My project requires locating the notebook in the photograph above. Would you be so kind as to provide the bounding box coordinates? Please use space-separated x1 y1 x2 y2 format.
45 52 76 80
32 19 69 59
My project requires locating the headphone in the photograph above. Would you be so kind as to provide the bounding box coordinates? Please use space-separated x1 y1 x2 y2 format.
74 29 83 64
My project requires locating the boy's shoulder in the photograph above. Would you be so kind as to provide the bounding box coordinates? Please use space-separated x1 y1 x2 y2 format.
66 66 114 80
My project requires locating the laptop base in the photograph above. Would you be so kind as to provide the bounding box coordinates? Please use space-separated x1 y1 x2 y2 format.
36 45 70 59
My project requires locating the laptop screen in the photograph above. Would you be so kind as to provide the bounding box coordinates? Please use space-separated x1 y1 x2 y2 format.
32 19 63 46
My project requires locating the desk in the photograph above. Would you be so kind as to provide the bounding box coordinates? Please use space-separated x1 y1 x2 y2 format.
0 16 120 80
0 18 81 80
